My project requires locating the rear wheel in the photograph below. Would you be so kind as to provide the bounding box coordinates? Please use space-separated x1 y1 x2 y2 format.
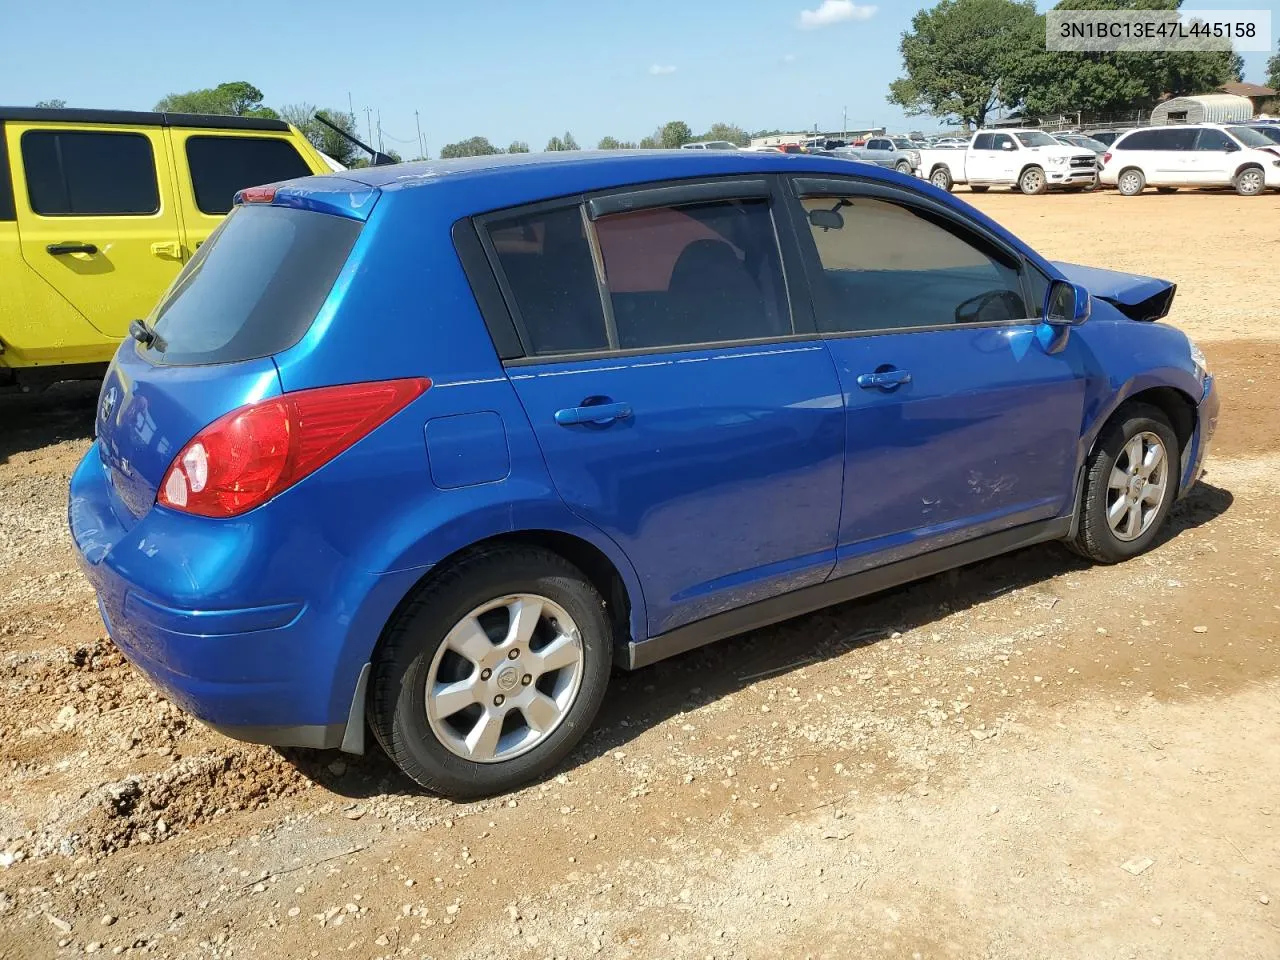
1234 166 1265 196
1070 403 1180 564
369 546 612 797
929 166 954 192
1018 166 1047 195
1117 168 1146 196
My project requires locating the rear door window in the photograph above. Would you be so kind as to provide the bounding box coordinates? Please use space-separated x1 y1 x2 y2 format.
593 199 790 349
1194 128 1234 151
21 130 158 215
973 134 994 150
147 204 361 365
184 136 313 215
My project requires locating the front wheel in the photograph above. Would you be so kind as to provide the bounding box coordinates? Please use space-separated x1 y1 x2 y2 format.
1018 166 1047 195
895 160 912 175
368 546 613 797
929 166 954 192
1070 403 1180 564
1234 166 1265 196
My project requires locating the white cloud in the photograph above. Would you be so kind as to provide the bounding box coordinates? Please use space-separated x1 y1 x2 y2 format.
798 1 877 30
649 64 677 76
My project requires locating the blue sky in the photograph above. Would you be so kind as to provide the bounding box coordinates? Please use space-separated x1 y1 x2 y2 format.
3 0 1275 151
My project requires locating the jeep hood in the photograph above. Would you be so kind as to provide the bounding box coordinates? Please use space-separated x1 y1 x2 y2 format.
1052 261 1177 323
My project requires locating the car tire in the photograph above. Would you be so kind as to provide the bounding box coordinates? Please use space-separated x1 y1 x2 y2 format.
368 546 613 798
929 166 954 192
1156 187 1178 194
1117 168 1146 196
1070 403 1180 565
969 185 990 193
1234 166 1265 197
1018 166 1047 195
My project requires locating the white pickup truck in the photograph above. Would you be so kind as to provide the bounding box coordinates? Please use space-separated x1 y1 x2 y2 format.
917 130 1099 195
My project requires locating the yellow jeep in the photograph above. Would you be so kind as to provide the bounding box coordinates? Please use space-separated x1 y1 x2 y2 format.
0 107 333 389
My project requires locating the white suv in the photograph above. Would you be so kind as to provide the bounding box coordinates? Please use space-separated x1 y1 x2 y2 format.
1101 123 1280 196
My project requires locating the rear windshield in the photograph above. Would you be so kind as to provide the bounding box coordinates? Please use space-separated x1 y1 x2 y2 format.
147 204 361 365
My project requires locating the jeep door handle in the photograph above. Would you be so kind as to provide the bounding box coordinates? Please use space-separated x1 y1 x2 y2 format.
554 401 633 426
47 242 98 255
856 369 912 390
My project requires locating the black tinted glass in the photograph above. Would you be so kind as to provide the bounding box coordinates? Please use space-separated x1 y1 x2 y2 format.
594 199 790 350
185 136 313 215
1118 130 1157 150
22 131 158 215
1195 129 1233 151
150 205 360 365
973 133 994 150
801 196 1026 333
487 206 609 356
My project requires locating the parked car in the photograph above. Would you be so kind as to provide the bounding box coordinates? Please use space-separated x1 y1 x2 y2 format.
934 137 967 148
1053 133 1108 155
1100 124 1280 196
1089 131 1128 148
845 137 921 174
1242 124 1280 146
681 141 739 150
917 130 1098 194
69 151 1218 798
0 106 336 391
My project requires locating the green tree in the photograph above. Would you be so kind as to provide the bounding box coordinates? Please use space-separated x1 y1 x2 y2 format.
439 136 501 158
1268 44 1280 90
887 0 1042 128
546 131 580 151
660 120 693 148
638 127 663 149
35 99 66 109
280 104 361 166
698 122 750 146
597 136 637 149
507 140 530 153
1013 1 1247 120
155 81 278 118
545 135 566 151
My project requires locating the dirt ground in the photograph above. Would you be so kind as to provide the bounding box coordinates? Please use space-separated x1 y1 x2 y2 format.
1 189 1278 960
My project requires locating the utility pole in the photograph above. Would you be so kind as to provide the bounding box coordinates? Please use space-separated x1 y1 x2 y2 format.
415 110 424 160
364 107 373 146
842 106 847 141
348 92 354 123
377 110 383 152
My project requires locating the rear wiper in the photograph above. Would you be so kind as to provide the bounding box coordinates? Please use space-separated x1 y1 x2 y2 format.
129 319 166 352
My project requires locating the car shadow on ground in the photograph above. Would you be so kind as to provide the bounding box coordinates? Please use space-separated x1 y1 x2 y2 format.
288 480 1233 802
0 381 99 465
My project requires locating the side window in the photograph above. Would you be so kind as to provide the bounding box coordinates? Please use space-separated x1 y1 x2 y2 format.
1166 129 1198 151
1194 129 1233 151
593 199 791 350
973 133 994 150
869 139 887 150
992 134 1014 150
185 137 313 215
800 195 1027 334
486 205 609 356
21 130 158 216
1025 263 1051 318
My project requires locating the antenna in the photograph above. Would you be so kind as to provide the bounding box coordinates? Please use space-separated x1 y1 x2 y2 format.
315 111 397 166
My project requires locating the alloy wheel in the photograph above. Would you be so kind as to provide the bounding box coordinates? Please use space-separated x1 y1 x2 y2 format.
425 594 585 763
1237 169 1263 196
1105 431 1169 542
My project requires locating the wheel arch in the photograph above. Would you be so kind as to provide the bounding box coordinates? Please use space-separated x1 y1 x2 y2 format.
1234 161 1265 178
1084 384 1198 477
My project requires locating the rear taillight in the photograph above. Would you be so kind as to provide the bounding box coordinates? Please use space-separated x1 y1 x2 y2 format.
158 378 430 518
1102 152 1112 166
239 185 278 204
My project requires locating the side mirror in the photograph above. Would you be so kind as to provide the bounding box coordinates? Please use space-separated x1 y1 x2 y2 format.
1001 141 1015 151
1045 280 1090 326
1224 141 1241 153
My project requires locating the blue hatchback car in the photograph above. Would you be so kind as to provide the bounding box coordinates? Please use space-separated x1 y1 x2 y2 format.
70 151 1218 797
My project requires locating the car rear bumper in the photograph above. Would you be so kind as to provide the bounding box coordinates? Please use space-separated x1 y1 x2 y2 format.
68 446 423 752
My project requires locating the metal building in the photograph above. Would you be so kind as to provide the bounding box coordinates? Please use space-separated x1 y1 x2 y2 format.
1151 94 1254 125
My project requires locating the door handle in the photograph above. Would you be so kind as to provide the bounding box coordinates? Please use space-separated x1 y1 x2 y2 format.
856 369 912 390
47 242 98 256
150 240 183 259
554 401 633 426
